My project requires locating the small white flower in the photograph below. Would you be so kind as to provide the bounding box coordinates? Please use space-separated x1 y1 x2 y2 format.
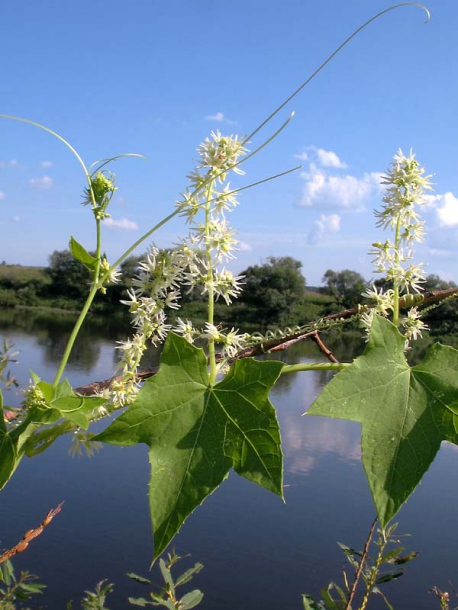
204 269 244 306
402 307 428 345
213 184 240 215
361 285 394 316
197 130 248 182
173 318 198 344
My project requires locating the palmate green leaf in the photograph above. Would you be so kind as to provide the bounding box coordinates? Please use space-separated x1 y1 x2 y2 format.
35 378 105 430
96 332 284 558
0 376 106 489
307 315 458 527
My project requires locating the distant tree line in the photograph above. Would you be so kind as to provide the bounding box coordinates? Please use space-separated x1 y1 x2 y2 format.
0 250 457 335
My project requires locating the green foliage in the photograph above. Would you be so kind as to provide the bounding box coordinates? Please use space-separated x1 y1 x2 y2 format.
0 265 50 308
321 269 368 309
120 255 145 285
47 249 93 301
0 340 18 391
69 237 98 273
430 586 458 610
77 580 114 610
128 551 203 608
303 522 417 610
308 315 458 526
96 332 284 557
0 6 449 607
0 559 45 609
0 374 107 490
0 290 18 308
423 275 458 336
239 256 307 325
0 264 49 289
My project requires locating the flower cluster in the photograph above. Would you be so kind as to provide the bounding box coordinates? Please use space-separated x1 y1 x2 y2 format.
194 130 247 184
111 247 191 406
362 149 433 347
22 382 47 411
83 171 117 221
111 131 250 403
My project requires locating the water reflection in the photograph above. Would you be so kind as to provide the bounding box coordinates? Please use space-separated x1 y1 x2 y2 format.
282 415 361 474
0 310 456 609
0 309 364 474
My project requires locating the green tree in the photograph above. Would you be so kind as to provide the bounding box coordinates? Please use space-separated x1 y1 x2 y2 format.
322 269 368 309
47 249 92 301
239 256 306 325
422 274 458 337
120 254 145 285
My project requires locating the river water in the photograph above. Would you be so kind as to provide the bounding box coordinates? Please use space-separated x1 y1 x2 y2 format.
0 309 456 609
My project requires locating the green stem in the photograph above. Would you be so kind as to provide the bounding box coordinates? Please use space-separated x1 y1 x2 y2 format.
281 362 349 375
392 214 403 328
52 282 100 387
204 182 217 385
55 215 102 388
344 518 377 610
360 527 388 610
243 3 430 145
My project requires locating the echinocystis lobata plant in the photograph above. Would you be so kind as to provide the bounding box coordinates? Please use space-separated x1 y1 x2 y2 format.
4 9 458 608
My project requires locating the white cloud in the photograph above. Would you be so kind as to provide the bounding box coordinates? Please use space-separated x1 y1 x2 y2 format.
294 146 347 169
295 146 381 212
103 217 139 231
0 191 5 200
29 175 53 190
316 148 347 169
205 111 236 125
0 159 20 168
238 241 252 252
429 247 454 258
294 151 309 162
298 166 382 211
427 192 458 227
308 213 341 244
40 160 53 168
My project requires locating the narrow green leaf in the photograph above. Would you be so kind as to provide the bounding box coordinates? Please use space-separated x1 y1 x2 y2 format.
375 571 404 584
127 573 152 585
337 542 362 557
19 582 46 593
69 236 97 271
330 583 347 604
387 551 419 565
179 589 204 609
30 371 41 385
96 332 284 558
380 547 404 563
302 594 326 610
174 564 204 587
372 587 395 610
0 560 13 586
127 598 149 607
308 315 458 526
159 559 175 598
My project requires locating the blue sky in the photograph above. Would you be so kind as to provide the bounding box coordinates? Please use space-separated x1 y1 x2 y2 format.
1 0 457 286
